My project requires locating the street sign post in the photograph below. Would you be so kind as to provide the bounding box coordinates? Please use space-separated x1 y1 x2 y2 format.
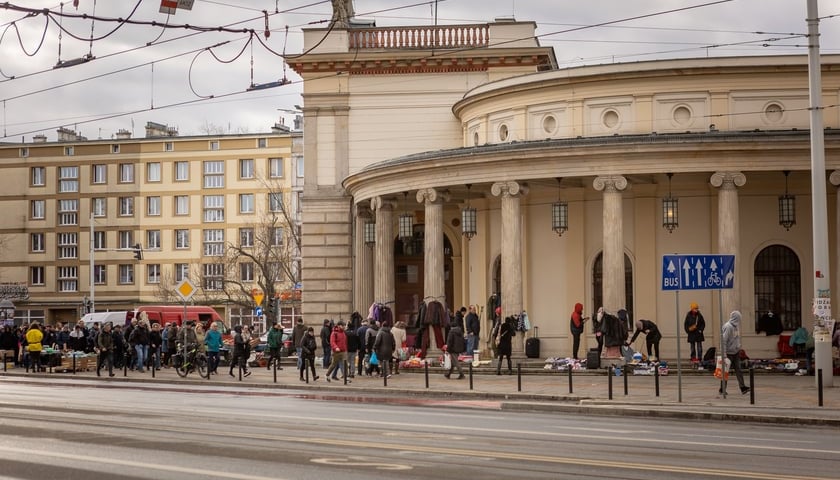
661 254 736 402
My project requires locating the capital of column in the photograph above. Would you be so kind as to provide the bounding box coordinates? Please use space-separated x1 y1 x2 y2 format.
592 175 628 193
710 171 746 190
830 170 840 187
416 188 450 205
490 181 529 198
370 196 396 212
355 202 373 219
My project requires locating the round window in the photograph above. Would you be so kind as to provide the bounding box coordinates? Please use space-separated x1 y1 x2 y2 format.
499 124 509 142
542 115 557 135
603 110 619 129
765 103 783 123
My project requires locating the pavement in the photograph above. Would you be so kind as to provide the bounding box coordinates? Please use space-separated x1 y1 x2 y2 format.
2 359 838 427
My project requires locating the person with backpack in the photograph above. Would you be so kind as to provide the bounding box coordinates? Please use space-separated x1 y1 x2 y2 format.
444 323 465 379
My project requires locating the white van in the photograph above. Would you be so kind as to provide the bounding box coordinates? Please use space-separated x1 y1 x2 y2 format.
81 311 130 331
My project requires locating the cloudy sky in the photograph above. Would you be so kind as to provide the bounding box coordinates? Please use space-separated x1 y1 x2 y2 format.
1 0 838 142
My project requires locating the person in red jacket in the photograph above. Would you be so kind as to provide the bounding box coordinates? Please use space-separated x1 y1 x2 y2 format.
325 321 350 383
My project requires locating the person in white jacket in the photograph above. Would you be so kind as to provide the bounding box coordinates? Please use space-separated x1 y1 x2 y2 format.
391 321 407 374
721 310 749 395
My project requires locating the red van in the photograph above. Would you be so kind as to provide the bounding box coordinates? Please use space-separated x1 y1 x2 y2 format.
128 305 225 330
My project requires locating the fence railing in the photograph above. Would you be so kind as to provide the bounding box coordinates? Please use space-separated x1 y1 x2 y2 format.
349 24 489 50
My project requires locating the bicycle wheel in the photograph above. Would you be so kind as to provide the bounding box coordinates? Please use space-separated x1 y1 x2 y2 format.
195 353 209 379
174 353 188 378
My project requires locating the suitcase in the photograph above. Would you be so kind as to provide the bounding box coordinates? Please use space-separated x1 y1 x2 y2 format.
525 326 540 358
587 348 600 369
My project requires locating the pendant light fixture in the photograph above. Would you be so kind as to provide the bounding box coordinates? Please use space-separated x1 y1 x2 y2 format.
662 173 679 233
462 184 477 240
551 177 568 236
779 170 796 230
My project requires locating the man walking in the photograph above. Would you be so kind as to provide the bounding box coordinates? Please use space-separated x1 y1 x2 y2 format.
96 322 115 377
444 323 466 379
291 318 306 371
721 310 750 395
465 305 480 357
325 321 349 383
266 322 284 370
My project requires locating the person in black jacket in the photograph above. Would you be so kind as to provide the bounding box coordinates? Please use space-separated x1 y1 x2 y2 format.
627 319 662 361
320 319 333 368
229 325 251 377
495 316 514 375
684 303 706 362
465 306 480 357
373 324 396 379
444 325 466 379
299 327 318 381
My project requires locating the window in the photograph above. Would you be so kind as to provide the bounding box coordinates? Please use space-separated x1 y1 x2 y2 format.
119 163 134 183
296 156 304 178
119 197 134 216
209 140 220 151
58 266 77 292
240 262 254 282
147 162 161 182
118 230 133 249
269 157 283 178
293 191 302 215
64 146 74 156
93 231 106 250
203 195 224 222
93 265 106 285
31 266 45 286
203 229 224 256
31 200 45 219
147 264 161 284
119 264 134 284
592 252 635 322
175 161 189 181
258 138 267 148
59 166 79 192
92 164 107 184
174 263 189 282
20 147 29 158
239 194 254 214
93 197 107 217
31 167 45 186
174 195 189 215
203 161 224 188
147 230 161 249
239 159 254 179
203 263 224 290
164 141 174 152
175 229 190 249
754 245 801 330
58 199 78 226
111 144 120 154
57 232 78 259
31 233 45 253
271 227 284 247
269 192 284 212
239 228 254 247
147 196 161 216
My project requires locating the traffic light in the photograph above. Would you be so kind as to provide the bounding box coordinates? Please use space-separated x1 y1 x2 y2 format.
133 243 143 260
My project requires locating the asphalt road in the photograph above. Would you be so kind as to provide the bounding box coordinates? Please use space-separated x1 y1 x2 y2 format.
0 378 836 480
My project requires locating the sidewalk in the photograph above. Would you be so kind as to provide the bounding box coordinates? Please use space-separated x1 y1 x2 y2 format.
2 362 838 426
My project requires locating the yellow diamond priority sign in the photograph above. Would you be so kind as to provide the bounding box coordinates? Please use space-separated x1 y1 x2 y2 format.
175 279 197 301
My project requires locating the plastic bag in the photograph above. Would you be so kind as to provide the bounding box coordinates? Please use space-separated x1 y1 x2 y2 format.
443 352 451 370
714 355 730 380
369 351 379 366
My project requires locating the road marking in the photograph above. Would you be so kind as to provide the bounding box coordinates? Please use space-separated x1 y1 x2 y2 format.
311 457 411 470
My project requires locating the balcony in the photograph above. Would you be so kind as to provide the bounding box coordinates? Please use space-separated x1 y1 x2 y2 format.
349 24 489 50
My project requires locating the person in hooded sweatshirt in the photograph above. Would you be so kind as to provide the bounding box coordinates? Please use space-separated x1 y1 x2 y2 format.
722 310 750 395
569 303 587 360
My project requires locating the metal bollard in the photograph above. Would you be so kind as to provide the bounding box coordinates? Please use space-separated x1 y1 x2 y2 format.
608 367 613 400
344 360 349 385
273 358 277 383
818 369 824 407
749 365 754 405
383 363 388 387
568 365 573 394
623 365 629 395
425 362 429 389
2 353 6 372
238 364 242 381
517 363 522 392
305 363 309 384
469 362 473 390
151 352 155 378
654 362 660 397
123 353 128 377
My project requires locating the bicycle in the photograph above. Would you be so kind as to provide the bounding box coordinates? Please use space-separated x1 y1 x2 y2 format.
172 343 209 379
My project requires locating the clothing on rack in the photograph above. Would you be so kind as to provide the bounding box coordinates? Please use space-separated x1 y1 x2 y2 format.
756 311 783 335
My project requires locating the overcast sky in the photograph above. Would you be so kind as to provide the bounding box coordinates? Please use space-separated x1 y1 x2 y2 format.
1 0 838 143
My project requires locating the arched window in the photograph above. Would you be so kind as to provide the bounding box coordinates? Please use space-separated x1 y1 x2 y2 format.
754 245 801 331
592 252 634 319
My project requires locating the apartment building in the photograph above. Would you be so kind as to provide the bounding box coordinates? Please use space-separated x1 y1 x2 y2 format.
0 124 303 328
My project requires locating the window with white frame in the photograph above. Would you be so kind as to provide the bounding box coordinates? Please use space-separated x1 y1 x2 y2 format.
31 167 45 186
147 264 161 284
58 266 77 292
203 161 224 188
57 232 78 259
59 166 79 192
64 146 74 156
296 156 304 178
147 196 161 216
174 195 189 215
118 230 133 249
240 262 254 282
119 264 134 284
271 227 284 247
269 192 284 212
111 144 120 154
147 162 161 182
31 266 45 286
119 197 134 216
258 138 267 148
93 265 106 285
119 163 134 183
31 233 45 253
203 263 224 290
203 229 224 256
174 263 189 282
239 194 254 214
209 140 220 151
175 229 190 249
58 199 78 226
147 230 161 249
203 195 224 222
92 164 107 184
174 161 188 181
31 200 45 219
93 197 107 217
93 231 106 250
239 228 254 247
164 142 174 152
239 159 254 179
269 158 283 178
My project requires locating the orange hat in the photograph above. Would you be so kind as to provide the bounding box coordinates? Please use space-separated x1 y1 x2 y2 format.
690 302 699 310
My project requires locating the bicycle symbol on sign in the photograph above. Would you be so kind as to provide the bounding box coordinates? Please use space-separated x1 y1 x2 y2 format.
706 271 722 287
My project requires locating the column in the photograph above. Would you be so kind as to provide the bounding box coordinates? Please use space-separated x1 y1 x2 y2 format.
593 175 628 314
491 181 529 321
371 196 395 305
710 171 746 316
353 203 374 315
417 188 449 301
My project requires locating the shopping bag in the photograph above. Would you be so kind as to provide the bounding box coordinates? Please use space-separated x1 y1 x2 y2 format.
713 355 730 380
397 347 409 361
443 352 452 370
369 351 379 366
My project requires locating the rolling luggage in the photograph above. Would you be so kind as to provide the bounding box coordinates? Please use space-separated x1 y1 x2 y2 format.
587 348 600 369
525 326 540 358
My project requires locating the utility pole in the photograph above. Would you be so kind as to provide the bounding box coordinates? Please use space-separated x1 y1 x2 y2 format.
89 212 95 314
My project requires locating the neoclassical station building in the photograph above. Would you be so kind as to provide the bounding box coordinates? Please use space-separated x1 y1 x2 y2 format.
292 18 840 360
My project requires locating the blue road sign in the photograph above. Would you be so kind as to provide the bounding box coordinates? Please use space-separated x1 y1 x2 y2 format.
662 254 735 291
255 306 263 317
